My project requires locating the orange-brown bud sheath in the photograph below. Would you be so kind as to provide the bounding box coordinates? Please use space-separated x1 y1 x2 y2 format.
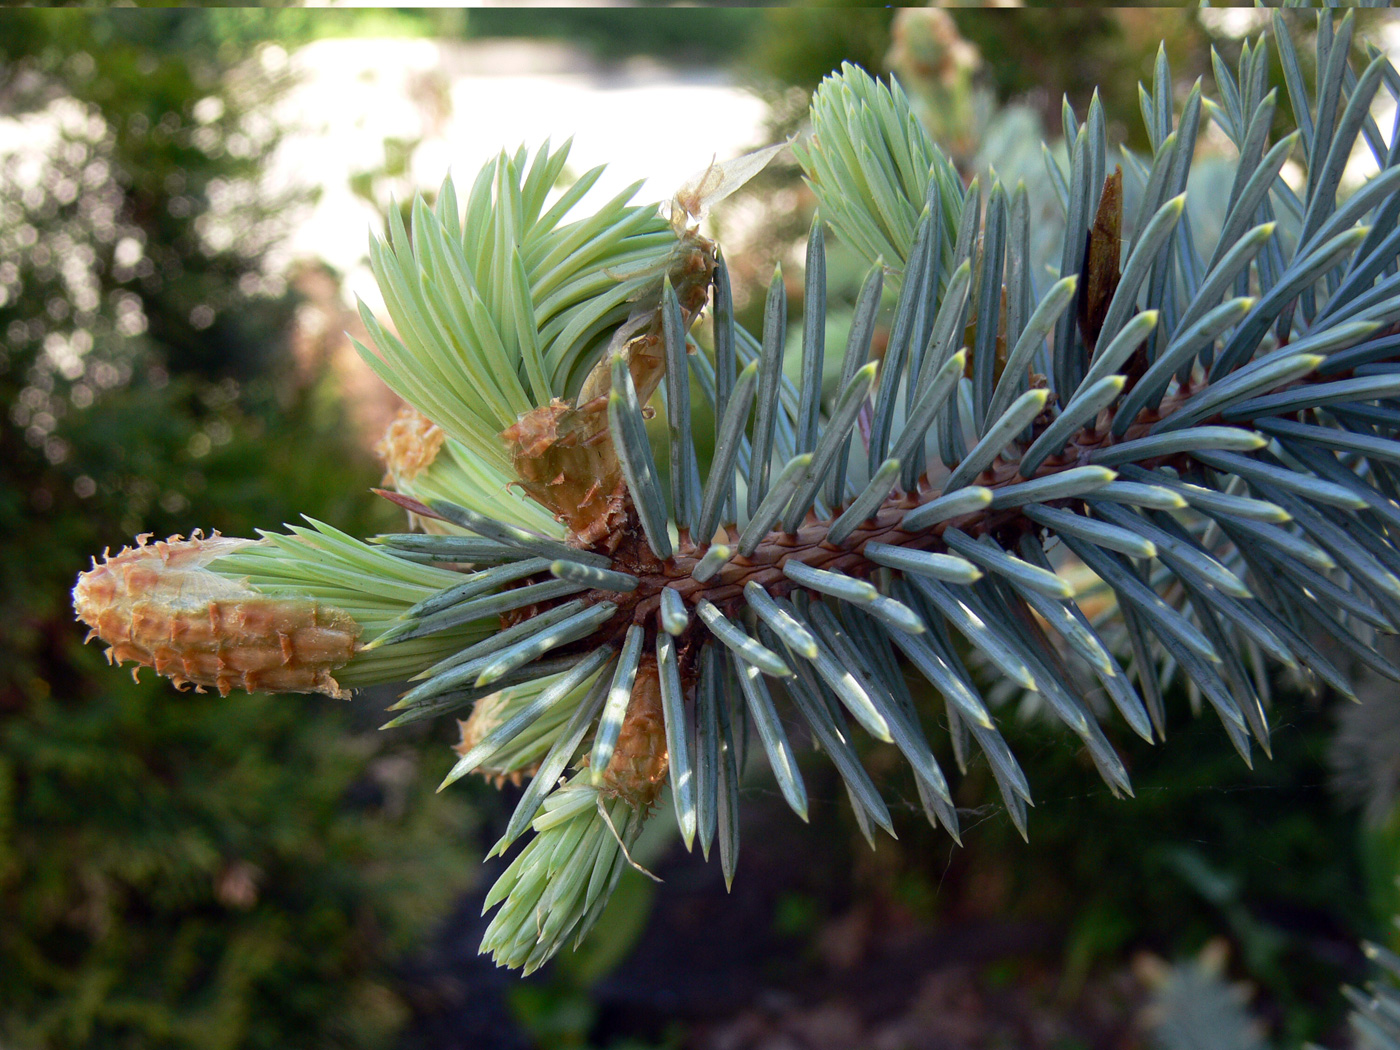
73 533 360 698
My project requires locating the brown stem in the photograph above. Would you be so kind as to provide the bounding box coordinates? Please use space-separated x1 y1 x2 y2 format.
487 374 1203 676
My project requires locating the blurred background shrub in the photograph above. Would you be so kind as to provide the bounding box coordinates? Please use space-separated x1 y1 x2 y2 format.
0 12 476 1048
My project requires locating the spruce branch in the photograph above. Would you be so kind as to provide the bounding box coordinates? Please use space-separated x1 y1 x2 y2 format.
74 15 1400 973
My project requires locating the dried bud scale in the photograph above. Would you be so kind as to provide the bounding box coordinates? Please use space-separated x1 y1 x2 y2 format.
376 404 446 485
595 655 669 810
376 405 450 534
76 18 1400 973
454 692 540 789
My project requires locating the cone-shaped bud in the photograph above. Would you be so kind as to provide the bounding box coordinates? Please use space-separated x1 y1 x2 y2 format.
74 533 360 698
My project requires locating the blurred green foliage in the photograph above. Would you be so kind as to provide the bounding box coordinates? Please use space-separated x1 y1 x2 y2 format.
742 5 896 97
0 12 474 1048
465 8 763 66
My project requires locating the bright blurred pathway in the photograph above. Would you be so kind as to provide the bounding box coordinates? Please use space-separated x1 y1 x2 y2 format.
265 37 771 311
